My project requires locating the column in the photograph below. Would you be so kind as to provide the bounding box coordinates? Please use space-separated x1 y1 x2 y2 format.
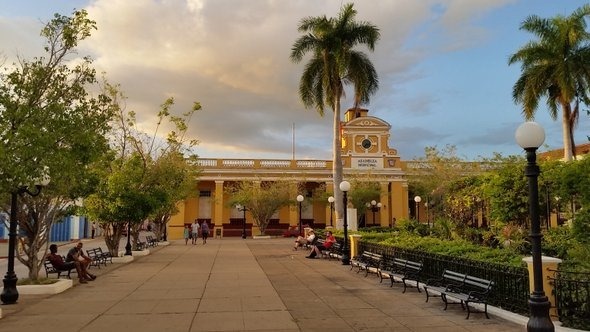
214 181 224 226
523 256 562 319
379 182 389 227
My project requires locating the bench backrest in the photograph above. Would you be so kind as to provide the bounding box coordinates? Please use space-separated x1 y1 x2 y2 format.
361 251 383 262
442 270 467 284
86 248 100 258
464 275 494 292
44 259 57 272
393 258 422 271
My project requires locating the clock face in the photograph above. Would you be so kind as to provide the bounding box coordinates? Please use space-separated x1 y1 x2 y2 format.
361 139 372 149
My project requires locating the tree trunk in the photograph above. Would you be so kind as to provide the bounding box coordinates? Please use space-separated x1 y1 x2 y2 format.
103 222 124 257
130 223 142 250
562 105 574 161
332 97 344 223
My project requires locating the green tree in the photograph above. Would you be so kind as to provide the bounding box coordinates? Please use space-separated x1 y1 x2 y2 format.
509 4 590 161
0 10 113 280
145 150 200 242
290 3 380 222
226 180 292 235
84 87 201 255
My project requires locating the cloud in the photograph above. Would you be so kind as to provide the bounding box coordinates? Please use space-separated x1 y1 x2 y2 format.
2 0 543 161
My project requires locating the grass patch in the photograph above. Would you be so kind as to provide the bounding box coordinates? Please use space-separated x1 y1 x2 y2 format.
17 278 59 285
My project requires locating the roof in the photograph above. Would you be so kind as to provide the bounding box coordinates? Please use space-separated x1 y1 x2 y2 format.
538 142 590 161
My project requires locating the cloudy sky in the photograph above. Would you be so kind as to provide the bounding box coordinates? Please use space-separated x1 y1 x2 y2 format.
2 0 589 161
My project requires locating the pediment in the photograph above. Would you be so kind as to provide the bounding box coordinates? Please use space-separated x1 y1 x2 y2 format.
344 116 390 129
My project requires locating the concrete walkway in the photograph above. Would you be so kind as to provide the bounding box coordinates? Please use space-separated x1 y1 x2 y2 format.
0 237 530 331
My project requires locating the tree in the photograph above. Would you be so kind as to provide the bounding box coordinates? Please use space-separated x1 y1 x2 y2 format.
226 180 292 235
0 10 113 280
83 90 200 255
291 3 380 222
145 150 200 242
509 4 590 161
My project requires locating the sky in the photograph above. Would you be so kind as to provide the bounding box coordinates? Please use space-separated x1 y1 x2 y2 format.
1 0 589 161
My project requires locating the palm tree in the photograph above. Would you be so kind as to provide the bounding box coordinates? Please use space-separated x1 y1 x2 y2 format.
290 3 380 222
509 4 590 161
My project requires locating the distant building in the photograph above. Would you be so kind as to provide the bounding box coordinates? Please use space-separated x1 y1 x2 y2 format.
168 108 410 239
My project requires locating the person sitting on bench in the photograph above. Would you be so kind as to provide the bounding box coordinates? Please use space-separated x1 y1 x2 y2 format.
294 229 315 250
46 244 95 284
307 231 335 259
66 241 94 272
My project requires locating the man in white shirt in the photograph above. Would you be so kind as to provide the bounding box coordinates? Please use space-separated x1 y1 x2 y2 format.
191 220 200 245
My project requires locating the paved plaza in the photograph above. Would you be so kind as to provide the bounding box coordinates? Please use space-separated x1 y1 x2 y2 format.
0 236 537 331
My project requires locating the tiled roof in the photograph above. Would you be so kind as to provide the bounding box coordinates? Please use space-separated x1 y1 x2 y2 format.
538 142 590 160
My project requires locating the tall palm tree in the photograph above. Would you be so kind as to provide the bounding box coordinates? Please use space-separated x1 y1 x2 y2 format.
509 4 590 161
290 3 379 222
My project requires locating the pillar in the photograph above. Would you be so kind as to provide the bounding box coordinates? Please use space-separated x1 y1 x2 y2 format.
522 256 562 319
379 182 389 227
214 181 224 226
349 234 362 258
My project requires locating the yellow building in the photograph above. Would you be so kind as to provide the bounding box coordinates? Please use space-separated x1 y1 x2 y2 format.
168 108 410 239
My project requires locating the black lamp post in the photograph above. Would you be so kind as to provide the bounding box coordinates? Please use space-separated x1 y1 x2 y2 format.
366 200 381 226
554 196 561 226
328 196 335 227
424 201 430 228
516 121 554 332
236 204 248 239
124 222 132 256
339 181 351 265
414 196 421 221
297 194 304 236
2 178 49 305
162 217 167 242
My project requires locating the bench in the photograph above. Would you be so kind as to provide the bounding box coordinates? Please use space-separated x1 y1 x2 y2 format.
86 248 106 268
378 257 423 293
423 269 494 319
146 235 159 247
350 251 383 277
328 242 342 260
96 247 113 264
314 239 337 259
44 257 76 279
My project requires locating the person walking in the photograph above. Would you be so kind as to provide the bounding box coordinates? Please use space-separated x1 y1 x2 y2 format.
191 219 200 245
183 225 190 245
91 222 96 239
201 221 210 244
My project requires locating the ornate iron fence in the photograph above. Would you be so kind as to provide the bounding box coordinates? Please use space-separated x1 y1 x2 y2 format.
550 269 590 330
358 241 530 315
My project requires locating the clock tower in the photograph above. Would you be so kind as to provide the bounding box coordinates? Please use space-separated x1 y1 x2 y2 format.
340 107 408 223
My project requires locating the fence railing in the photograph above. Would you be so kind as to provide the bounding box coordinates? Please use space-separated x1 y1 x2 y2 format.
550 269 590 330
358 241 530 315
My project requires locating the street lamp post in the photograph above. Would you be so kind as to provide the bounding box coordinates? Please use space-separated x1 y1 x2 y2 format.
366 200 381 226
339 181 351 265
554 196 561 226
516 121 554 332
2 178 50 305
424 202 429 228
236 204 248 239
414 196 422 221
297 195 304 236
328 196 335 227
124 222 132 256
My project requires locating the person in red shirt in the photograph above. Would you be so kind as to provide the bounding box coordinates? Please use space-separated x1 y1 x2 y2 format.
306 231 336 259
46 244 95 284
